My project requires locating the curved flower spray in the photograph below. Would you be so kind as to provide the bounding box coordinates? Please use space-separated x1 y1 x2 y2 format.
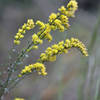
16 0 88 77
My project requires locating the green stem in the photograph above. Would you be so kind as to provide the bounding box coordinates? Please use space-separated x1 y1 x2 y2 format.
87 15 100 100
0 41 33 99
94 79 100 100
79 14 100 100
88 15 100 54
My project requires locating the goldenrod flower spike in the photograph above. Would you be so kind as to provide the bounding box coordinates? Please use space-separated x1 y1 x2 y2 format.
14 98 25 100
39 38 88 62
70 38 88 56
32 34 43 45
14 19 35 45
19 62 47 77
67 0 78 12
58 0 78 17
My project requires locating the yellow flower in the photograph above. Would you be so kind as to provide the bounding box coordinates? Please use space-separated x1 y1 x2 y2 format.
40 53 48 61
67 0 78 11
39 24 52 41
36 0 78 40
54 19 65 32
14 19 35 45
36 20 45 30
19 62 47 76
49 13 57 23
60 15 69 24
39 38 88 62
29 0 78 43
32 34 43 45
19 37 88 77
24 33 43 52
26 19 35 30
70 38 88 56
14 0 78 45
58 6 67 15
44 33 52 42
14 40 20 45
58 0 78 17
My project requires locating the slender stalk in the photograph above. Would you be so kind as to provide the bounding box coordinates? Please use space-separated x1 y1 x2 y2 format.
79 14 100 100
86 15 100 100
78 13 100 100
94 79 100 100
0 41 33 99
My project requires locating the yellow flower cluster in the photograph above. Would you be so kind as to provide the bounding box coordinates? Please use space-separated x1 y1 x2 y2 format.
36 21 52 41
19 62 47 77
35 0 78 41
32 34 43 45
58 0 78 17
49 13 57 23
14 0 78 45
69 38 88 56
39 38 88 62
14 98 24 100
40 41 66 62
26 34 43 52
48 11 70 32
36 20 45 30
14 19 35 45
36 14 69 41
44 0 77 33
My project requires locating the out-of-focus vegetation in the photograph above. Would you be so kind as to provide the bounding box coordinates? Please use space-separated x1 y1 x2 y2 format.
0 0 32 5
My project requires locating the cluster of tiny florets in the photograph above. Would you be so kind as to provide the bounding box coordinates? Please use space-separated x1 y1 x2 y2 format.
39 38 88 62
14 19 35 45
69 38 88 56
19 62 47 77
32 34 43 45
36 21 52 41
59 0 78 17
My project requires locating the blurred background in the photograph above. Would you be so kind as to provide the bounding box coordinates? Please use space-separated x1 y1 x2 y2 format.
0 0 100 100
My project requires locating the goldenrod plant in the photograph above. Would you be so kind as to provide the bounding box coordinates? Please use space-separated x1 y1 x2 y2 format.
0 0 88 99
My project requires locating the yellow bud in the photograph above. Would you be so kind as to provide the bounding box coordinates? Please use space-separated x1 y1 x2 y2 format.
14 40 20 45
20 35 24 39
32 46 38 49
14 35 19 39
18 74 22 77
18 29 23 33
